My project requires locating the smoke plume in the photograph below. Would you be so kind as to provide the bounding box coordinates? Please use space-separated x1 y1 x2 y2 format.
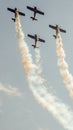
56 29 73 98
0 82 21 96
15 14 73 130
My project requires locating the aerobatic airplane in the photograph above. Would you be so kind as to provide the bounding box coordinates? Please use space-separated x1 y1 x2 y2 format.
27 34 45 48
49 25 66 38
7 7 25 22
27 6 44 20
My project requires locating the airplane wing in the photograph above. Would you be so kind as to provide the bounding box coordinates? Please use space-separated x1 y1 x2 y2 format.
39 38 45 43
7 8 15 13
27 6 44 15
27 6 34 11
28 34 35 39
60 28 66 33
7 8 25 16
49 25 56 30
37 9 44 15
18 11 25 16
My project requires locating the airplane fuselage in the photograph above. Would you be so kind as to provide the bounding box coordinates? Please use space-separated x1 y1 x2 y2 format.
33 7 37 18
15 8 19 18
35 34 39 44
34 7 37 12
56 25 60 35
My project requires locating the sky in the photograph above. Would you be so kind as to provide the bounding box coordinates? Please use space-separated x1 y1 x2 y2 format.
0 0 73 130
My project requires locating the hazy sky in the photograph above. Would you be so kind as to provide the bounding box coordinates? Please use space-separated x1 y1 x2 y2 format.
0 0 73 130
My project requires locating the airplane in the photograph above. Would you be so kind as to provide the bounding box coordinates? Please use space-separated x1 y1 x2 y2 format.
27 6 44 21
49 25 66 38
7 7 25 22
27 34 45 48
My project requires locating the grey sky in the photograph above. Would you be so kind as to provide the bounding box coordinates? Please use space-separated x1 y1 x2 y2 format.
0 0 73 130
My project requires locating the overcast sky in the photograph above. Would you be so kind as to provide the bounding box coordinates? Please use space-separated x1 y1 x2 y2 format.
0 0 73 130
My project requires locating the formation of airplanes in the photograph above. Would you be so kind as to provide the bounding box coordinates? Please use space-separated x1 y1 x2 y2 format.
7 6 66 48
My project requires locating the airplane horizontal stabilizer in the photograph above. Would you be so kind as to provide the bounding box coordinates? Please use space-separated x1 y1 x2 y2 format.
30 17 37 21
12 18 15 22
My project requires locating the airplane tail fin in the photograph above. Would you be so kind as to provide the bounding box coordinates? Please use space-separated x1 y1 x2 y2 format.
30 17 37 21
12 18 15 22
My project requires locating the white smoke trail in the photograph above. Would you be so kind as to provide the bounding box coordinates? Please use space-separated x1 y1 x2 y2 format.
0 83 22 96
35 48 46 81
15 14 73 130
15 15 36 77
56 30 73 98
